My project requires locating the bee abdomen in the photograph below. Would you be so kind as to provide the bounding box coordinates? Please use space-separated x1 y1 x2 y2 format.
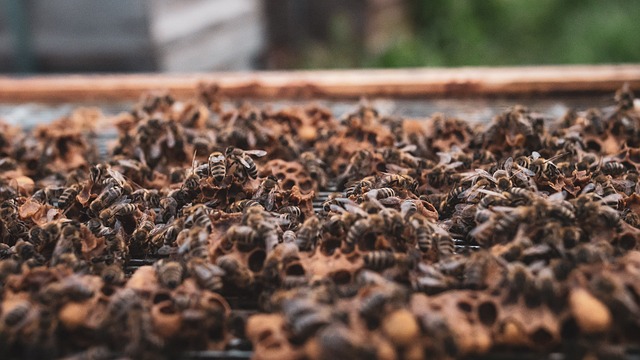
364 251 396 270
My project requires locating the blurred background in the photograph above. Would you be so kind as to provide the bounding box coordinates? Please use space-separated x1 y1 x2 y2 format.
1 0 639 73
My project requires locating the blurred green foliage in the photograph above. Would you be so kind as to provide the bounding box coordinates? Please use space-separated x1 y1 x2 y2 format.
302 0 640 68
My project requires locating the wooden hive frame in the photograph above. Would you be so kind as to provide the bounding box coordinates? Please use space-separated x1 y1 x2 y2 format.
1 65 640 102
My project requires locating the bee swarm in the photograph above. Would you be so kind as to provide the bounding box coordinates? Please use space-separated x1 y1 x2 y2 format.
1 86 640 359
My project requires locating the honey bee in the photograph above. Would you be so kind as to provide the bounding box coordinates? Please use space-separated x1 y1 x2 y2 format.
515 151 565 181
101 264 125 285
379 172 417 193
300 151 328 189
11 239 38 263
572 193 621 228
463 250 496 289
323 214 346 237
364 250 399 270
345 178 374 198
316 324 371 359
358 291 390 328
90 184 123 213
56 184 80 209
411 266 451 295
365 187 397 203
155 259 184 289
182 155 202 194
132 218 155 246
61 346 115 360
131 189 160 208
345 216 382 253
228 199 261 213
601 161 627 176
226 225 257 247
378 144 420 168
282 229 297 243
280 275 308 289
434 227 455 259
535 266 565 311
589 271 640 318
505 187 534 204
379 207 404 238
177 227 209 260
279 206 302 219
571 240 614 264
183 204 212 230
2 300 31 328
503 262 537 304
188 258 225 291
411 219 433 253
337 150 375 188
242 207 280 249
295 217 320 251
159 197 178 222
282 298 332 343
207 151 226 184
99 201 136 223
216 255 253 289
277 133 301 159
0 258 20 282
254 175 279 211
278 206 303 230
225 146 267 179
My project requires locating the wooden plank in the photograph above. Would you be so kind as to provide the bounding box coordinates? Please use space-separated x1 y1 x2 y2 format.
1 65 640 103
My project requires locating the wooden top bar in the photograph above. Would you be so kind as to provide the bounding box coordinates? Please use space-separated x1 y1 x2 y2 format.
1 65 640 102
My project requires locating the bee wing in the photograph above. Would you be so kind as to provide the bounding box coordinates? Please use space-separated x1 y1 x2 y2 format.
265 191 277 212
365 189 379 200
547 191 566 202
600 193 623 204
384 164 409 174
546 152 568 163
109 196 131 208
469 219 493 241
515 166 535 177
531 151 541 160
504 157 514 172
343 203 369 217
329 204 347 214
400 200 417 217
612 179 635 192
237 156 252 169
436 152 452 165
492 206 517 213
246 132 257 148
446 161 464 170
399 144 417 153
150 142 162 160
336 198 368 217
379 196 401 206
477 188 507 198
166 127 176 148
367 197 386 210
454 203 473 212
459 171 478 183
106 167 127 187
475 169 495 182
134 147 148 166
178 236 192 255
460 185 485 201
245 150 267 157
